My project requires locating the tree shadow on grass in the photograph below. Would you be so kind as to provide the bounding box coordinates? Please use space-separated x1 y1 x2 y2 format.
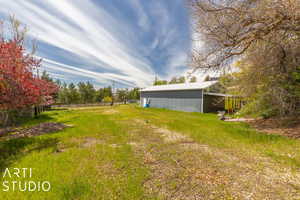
17 113 57 127
50 108 68 111
0 136 59 172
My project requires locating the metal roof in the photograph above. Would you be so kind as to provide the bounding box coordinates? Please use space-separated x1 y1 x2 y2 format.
140 81 218 92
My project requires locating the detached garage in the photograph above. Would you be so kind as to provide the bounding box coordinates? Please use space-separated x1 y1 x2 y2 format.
140 81 225 113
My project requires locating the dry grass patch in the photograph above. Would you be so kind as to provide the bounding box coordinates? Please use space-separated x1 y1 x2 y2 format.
123 117 300 200
102 109 119 115
80 137 104 148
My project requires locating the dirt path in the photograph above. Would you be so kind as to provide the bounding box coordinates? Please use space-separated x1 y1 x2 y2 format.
124 119 300 200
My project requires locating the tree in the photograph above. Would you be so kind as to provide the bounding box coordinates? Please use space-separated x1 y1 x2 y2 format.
55 79 62 87
128 88 140 100
177 76 185 83
94 87 112 102
116 89 128 103
77 82 96 104
204 75 210 82
41 70 53 82
168 77 178 84
191 0 300 117
67 83 80 104
41 70 60 103
191 0 300 70
169 76 185 84
0 17 58 125
55 83 123 104
154 78 168 85
103 96 112 103
103 86 112 98
95 88 104 102
190 76 197 83
57 82 69 104
85 82 96 103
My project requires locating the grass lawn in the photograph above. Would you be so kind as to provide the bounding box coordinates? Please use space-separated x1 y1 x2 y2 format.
0 105 299 199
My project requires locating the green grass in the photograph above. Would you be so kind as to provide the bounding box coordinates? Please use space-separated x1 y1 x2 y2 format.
116 105 300 168
0 105 299 199
0 107 152 200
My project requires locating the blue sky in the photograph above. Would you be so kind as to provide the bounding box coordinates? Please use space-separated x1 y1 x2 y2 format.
0 0 192 88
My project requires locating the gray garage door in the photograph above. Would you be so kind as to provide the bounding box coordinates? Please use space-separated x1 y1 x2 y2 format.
140 90 203 112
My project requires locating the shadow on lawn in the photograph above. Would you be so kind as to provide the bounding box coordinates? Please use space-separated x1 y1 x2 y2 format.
49 108 68 111
17 113 57 126
0 136 59 172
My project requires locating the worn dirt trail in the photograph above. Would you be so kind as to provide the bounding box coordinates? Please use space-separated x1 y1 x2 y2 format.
124 119 300 200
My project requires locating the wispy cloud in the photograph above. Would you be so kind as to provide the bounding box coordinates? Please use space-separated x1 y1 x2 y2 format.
0 0 191 87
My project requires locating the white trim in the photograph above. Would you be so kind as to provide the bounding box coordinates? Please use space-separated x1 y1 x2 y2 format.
140 81 218 92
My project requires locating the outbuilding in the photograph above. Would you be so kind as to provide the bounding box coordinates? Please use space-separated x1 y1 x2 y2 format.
140 81 226 113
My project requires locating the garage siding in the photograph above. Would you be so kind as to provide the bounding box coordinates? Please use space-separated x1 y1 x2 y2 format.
140 90 203 112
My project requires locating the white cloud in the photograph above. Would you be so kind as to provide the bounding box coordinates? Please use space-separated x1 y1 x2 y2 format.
128 0 150 31
0 0 190 87
42 58 137 87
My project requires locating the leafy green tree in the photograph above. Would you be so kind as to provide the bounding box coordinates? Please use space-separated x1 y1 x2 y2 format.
153 78 168 85
169 76 185 84
128 88 140 100
93 86 113 102
85 82 96 103
77 82 86 103
116 89 128 103
67 83 80 104
103 86 112 98
94 88 104 102
103 96 112 103
77 82 96 103
56 82 141 105
57 82 69 104
177 76 185 83
55 79 62 87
